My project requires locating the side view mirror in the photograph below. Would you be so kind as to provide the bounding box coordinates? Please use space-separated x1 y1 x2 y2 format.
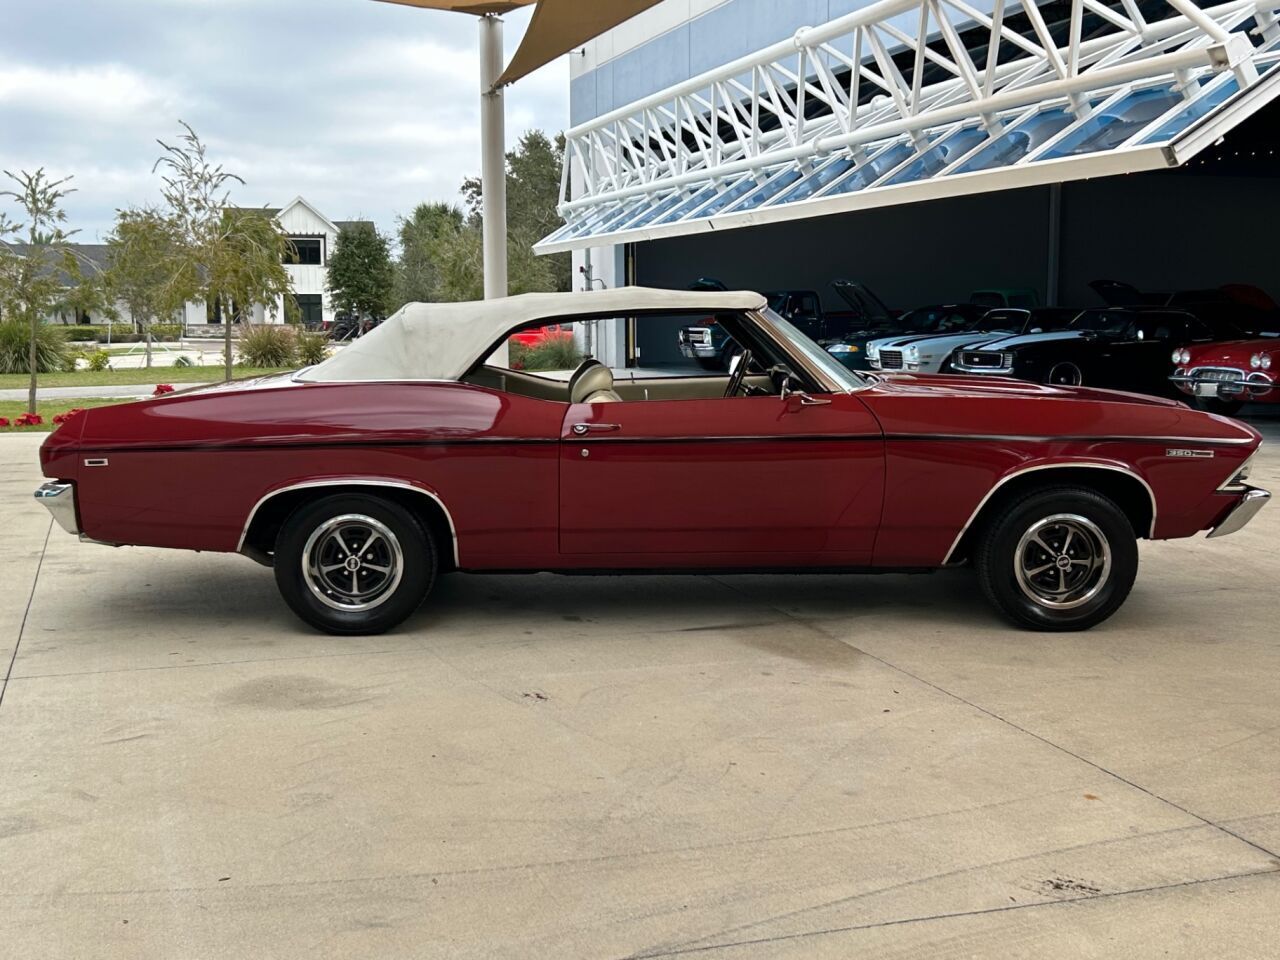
769 364 798 396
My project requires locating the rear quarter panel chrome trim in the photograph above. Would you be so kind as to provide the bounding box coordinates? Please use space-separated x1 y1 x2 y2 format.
941 462 1159 565
237 478 460 567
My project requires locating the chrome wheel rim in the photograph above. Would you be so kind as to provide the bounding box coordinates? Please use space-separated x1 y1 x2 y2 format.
1048 362 1082 386
1013 514 1111 610
302 514 403 612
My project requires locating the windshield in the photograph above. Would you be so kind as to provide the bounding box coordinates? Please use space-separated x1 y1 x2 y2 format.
758 307 868 391
1070 310 1135 334
972 309 1029 334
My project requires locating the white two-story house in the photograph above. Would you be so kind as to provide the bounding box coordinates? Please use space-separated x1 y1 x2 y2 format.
29 196 371 330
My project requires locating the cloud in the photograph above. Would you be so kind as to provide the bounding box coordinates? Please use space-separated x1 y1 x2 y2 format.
0 0 569 241
0 63 185 122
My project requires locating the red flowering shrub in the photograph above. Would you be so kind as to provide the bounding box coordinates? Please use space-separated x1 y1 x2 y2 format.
0 417 9 427
52 408 86 425
153 384 175 395
15 413 43 426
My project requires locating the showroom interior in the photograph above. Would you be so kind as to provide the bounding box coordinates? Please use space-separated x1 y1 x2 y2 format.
547 0 1280 368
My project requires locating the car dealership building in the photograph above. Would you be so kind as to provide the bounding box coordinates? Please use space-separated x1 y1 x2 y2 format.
542 0 1280 368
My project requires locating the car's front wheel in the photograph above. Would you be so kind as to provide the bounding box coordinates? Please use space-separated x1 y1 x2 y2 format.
1045 362 1083 387
975 487 1138 631
274 494 437 635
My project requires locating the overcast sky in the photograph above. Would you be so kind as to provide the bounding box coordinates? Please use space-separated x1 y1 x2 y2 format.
0 0 570 242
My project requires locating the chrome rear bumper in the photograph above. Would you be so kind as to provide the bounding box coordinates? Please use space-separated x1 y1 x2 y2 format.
1208 485 1271 539
34 481 80 535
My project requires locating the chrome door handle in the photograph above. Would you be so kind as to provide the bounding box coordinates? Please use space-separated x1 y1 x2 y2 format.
572 422 621 435
798 394 832 406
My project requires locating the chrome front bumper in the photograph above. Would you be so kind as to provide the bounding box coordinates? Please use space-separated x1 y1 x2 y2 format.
34 481 80 535
1170 373 1277 399
1208 485 1271 538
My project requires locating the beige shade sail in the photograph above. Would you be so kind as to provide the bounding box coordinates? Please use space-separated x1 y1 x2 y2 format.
373 0 663 86
371 1 534 14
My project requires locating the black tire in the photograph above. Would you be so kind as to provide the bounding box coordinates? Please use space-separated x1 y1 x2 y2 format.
975 486 1138 631
1194 396 1244 417
273 494 436 635
1045 362 1083 387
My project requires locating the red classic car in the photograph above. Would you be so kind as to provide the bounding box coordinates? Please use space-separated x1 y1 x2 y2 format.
1172 339 1278 415
508 322 573 348
35 288 1268 636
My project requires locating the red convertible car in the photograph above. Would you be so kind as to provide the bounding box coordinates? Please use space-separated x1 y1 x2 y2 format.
1172 339 1278 415
36 288 1268 635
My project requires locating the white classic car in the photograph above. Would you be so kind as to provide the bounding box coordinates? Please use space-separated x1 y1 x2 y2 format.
868 307 1080 373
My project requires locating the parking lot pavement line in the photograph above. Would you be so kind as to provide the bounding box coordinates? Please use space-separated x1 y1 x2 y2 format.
708 575 1280 866
622 867 1280 960
0 519 50 712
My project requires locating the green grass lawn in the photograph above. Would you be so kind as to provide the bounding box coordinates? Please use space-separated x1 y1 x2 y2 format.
0 397 132 433
0 366 293 389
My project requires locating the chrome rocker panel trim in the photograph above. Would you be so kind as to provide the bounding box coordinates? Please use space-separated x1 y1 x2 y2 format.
1207 485 1271 539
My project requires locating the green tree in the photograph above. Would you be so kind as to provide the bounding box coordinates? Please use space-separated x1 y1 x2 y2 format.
395 201 465 306
0 168 79 414
154 122 294 382
327 222 394 318
105 207 191 367
462 129 568 293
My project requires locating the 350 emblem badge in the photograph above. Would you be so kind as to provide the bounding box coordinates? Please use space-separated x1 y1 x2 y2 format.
1166 448 1215 459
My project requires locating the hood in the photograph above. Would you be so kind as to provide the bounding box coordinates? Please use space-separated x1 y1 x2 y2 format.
960 329 1092 352
1185 339 1274 366
868 331 1007 352
874 371 1186 407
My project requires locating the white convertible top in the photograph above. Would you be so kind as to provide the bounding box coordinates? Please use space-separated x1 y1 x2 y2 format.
299 286 767 382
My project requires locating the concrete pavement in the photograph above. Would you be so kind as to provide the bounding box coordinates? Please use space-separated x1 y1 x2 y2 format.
0 430 1277 958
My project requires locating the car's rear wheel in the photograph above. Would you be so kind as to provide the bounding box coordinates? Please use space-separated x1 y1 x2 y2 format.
1046 362 1083 387
274 494 436 635
975 487 1138 631
1194 396 1244 417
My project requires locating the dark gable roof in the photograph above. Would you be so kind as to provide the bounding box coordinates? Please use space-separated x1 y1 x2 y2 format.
230 206 374 233
4 242 111 283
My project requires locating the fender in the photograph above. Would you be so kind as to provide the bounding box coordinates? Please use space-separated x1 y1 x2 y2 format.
942 461 1158 565
237 477 460 566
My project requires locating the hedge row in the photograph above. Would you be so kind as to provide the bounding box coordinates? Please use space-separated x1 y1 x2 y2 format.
55 323 184 343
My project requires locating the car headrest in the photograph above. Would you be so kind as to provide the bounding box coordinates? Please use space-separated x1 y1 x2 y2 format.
568 360 615 404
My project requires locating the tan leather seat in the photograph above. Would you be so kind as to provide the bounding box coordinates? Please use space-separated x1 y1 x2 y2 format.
568 360 622 403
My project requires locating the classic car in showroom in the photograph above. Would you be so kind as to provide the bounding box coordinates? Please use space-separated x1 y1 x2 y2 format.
951 307 1246 395
36 288 1267 636
1172 338 1279 415
681 282 892 370
867 306 1077 374
826 297 979 369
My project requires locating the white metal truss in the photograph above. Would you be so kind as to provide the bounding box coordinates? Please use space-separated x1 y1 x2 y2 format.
538 0 1280 253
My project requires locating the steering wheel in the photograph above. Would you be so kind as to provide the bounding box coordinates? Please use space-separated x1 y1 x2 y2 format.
723 349 754 398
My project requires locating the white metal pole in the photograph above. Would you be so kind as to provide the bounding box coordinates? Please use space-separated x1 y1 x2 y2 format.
479 14 508 301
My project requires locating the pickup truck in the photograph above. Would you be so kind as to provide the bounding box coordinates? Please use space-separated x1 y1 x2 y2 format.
679 282 894 370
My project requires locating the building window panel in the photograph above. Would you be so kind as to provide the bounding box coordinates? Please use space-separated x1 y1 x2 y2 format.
1039 87 1186 161
287 237 324 266
949 108 1076 176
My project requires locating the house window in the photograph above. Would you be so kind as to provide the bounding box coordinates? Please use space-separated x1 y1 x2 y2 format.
286 237 323 265
293 293 324 329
